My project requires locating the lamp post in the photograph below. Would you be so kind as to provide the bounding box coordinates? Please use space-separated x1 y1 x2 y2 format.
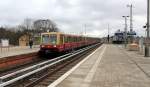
127 4 134 43
145 0 150 57
122 16 129 48
127 4 133 32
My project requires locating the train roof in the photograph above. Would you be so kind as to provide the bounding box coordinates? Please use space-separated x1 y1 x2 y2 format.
41 32 63 35
41 32 82 37
41 32 100 39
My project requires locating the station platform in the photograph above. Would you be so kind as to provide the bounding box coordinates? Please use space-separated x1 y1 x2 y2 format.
49 44 150 87
0 45 39 58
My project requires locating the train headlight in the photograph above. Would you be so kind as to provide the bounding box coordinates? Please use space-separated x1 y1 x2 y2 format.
41 45 45 48
47 45 51 48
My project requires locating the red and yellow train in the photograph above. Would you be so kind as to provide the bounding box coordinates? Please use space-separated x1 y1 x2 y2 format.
39 32 101 55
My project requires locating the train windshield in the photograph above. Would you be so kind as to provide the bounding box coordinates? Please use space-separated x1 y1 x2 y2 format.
49 34 57 44
42 34 57 44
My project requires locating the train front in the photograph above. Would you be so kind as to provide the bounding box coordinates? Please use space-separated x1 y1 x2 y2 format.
39 32 59 55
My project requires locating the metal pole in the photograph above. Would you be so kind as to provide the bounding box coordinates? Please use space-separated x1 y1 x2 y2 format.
127 4 134 43
107 24 110 43
145 0 150 57
125 17 127 48
147 0 150 38
130 4 133 32
123 16 129 48
130 4 133 43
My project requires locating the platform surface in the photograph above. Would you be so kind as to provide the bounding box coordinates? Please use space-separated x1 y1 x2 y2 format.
49 44 150 87
0 45 39 58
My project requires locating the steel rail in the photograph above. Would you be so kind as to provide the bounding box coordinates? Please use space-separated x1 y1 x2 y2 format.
0 43 100 87
0 46 90 81
0 53 71 80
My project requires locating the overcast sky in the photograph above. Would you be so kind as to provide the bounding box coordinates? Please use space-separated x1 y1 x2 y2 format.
0 0 147 37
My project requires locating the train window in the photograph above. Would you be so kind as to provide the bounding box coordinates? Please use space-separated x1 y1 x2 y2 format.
42 34 50 43
79 37 81 41
49 34 57 45
74 37 76 42
66 37 68 43
71 37 73 42
72 37 75 42
69 36 71 42
78 37 80 42
81 37 83 41
73 37 75 42
72 37 74 42
68 36 70 42
76 37 78 42
42 34 57 44
64 36 68 43
68 36 71 42
64 36 66 42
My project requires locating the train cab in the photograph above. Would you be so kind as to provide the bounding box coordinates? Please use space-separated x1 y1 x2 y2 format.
39 32 64 54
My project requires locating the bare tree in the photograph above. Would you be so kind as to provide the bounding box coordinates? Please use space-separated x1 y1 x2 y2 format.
33 19 59 32
16 18 35 40
23 18 33 30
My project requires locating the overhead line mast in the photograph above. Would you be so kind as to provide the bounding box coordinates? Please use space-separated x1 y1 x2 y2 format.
127 4 133 32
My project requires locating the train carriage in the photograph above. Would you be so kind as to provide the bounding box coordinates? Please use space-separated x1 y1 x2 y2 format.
39 32 100 56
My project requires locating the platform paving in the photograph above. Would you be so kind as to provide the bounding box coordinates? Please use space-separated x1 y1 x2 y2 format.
0 45 39 58
49 44 150 87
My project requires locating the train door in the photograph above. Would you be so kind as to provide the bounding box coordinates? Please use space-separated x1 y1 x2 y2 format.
59 34 64 45
61 34 65 50
56 34 63 52
64 35 70 51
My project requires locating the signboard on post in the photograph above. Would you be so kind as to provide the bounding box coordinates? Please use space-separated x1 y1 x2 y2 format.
0 39 9 52
1 39 9 47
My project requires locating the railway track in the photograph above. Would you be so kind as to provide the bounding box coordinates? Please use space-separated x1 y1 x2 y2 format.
0 43 101 87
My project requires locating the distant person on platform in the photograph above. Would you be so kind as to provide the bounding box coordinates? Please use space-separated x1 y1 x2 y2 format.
29 39 33 49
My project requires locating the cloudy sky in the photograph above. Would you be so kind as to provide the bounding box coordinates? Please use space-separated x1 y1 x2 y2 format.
0 0 147 37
